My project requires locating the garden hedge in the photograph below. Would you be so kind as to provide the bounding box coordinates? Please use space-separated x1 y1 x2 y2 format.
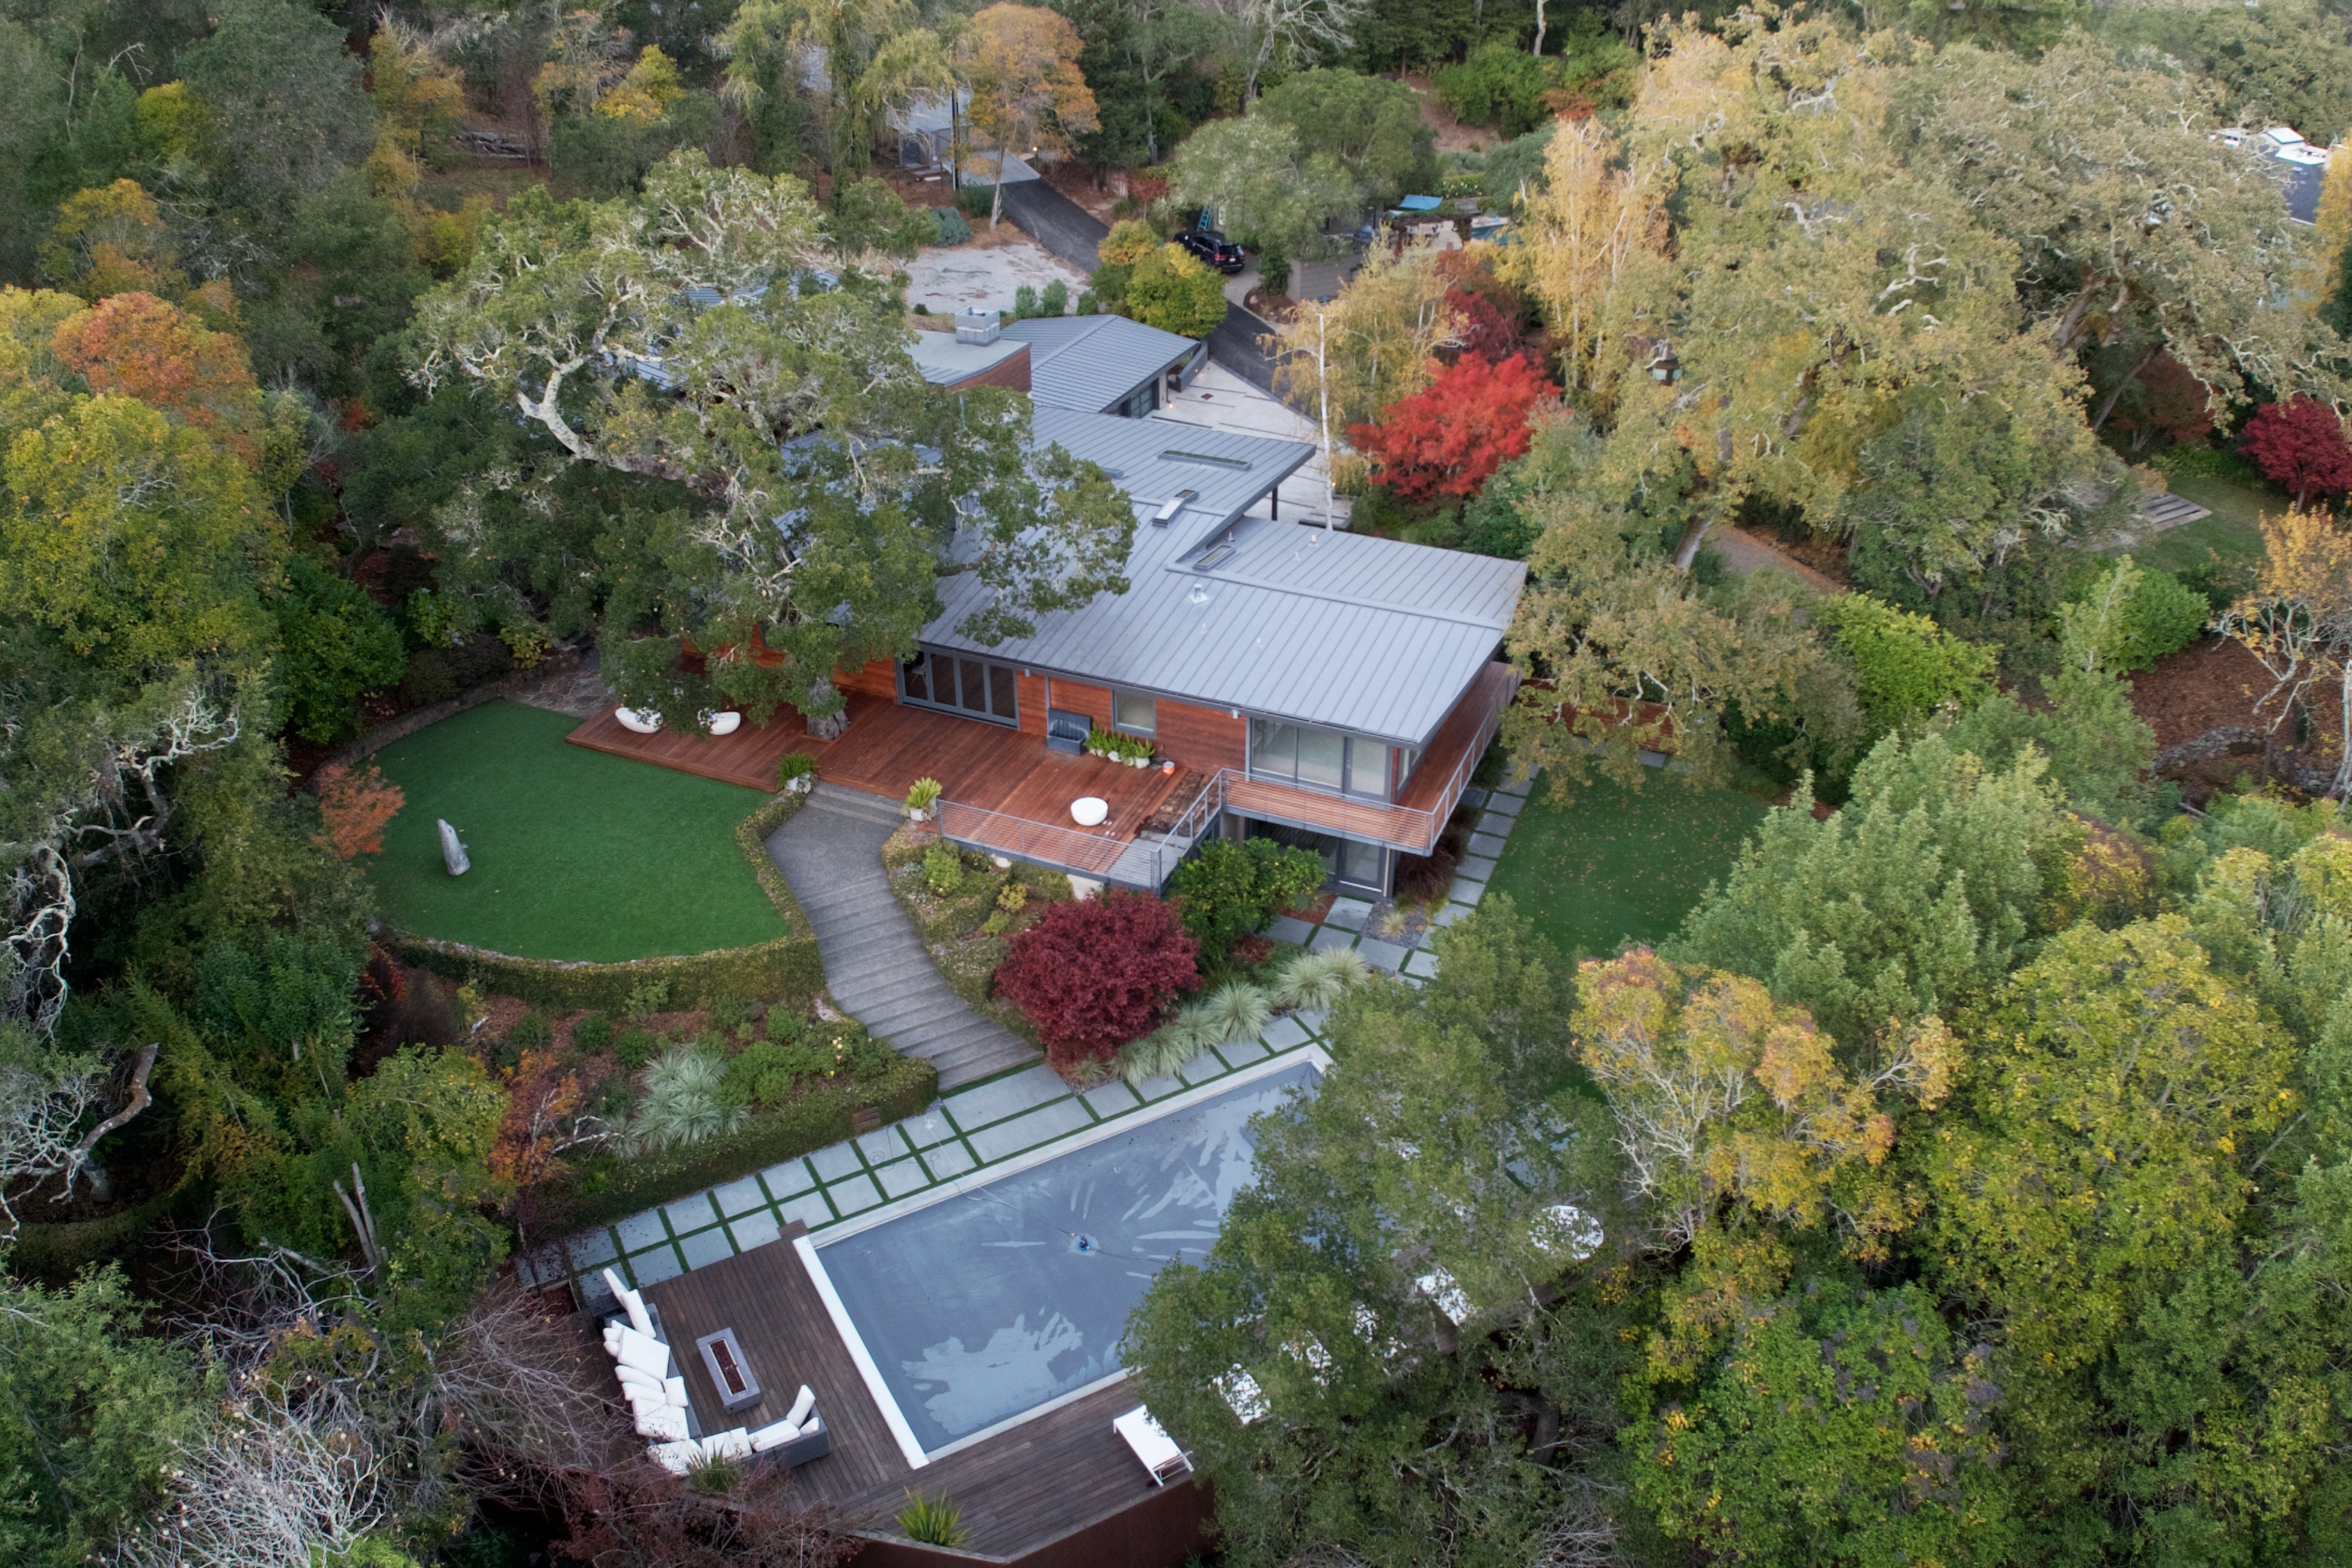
387 787 826 1010
527 1052 937 1234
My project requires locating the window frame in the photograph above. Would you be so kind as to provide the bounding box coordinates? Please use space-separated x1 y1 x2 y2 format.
1247 717 1393 801
1112 689 1157 737
899 651 1019 727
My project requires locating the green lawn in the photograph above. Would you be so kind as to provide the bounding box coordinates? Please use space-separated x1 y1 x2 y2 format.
1486 771 1770 964
366 702 786 962
2135 472 2275 580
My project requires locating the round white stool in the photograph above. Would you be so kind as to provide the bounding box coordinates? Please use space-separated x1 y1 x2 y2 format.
1070 796 1109 827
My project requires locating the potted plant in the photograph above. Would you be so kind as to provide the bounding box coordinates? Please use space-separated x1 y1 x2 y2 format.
906 777 943 821
778 753 818 794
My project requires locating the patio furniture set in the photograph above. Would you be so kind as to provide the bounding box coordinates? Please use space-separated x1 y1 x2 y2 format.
598 1267 832 1474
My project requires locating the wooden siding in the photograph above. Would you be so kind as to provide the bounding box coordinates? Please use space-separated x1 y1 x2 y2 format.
1154 698 1246 774
1041 676 1112 732
940 342 1032 393
638 1230 1192 1558
836 657 901 699
1014 671 1050 738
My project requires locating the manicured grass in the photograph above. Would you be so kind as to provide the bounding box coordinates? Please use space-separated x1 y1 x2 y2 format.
367 701 786 963
2136 473 2275 579
1486 771 1770 964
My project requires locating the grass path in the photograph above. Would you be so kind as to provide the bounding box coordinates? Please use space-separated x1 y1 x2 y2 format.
368 702 785 962
1486 771 1769 963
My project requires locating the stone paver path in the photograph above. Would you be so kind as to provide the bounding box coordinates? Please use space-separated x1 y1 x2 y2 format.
1267 771 1536 981
769 783 1038 1091
524 1016 1330 1303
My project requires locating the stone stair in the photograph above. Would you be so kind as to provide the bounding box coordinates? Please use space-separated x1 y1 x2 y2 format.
765 783 1040 1090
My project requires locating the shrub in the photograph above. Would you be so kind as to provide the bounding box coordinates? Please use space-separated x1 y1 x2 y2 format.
777 752 818 788
1173 838 1328 957
1271 945 1370 1011
932 205 972 245
2240 395 2352 507
1393 845 1458 903
626 1045 746 1153
624 977 671 1019
1013 283 1039 318
572 1012 613 1054
501 1011 551 1068
1814 593 1998 736
1116 1006 1217 1087
275 554 405 742
726 1036 830 1108
923 841 966 896
1198 980 1272 1045
1348 354 1554 503
614 1027 658 1069
2100 565 2211 671
1040 279 1068 317
710 994 757 1033
898 1490 968 1548
1076 288 1099 315
996 891 1201 1068
1126 244 1228 338
954 182 996 218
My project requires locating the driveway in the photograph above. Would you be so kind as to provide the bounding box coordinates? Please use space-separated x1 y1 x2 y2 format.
997 178 1285 394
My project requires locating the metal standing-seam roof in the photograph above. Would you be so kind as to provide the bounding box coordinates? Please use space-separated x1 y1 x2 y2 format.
924 409 1525 747
1001 316 1200 413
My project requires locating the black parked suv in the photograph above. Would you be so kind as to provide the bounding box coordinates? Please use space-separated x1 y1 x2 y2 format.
1177 229 1247 273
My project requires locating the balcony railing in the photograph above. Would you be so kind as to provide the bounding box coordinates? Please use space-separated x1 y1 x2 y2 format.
935 662 1516 883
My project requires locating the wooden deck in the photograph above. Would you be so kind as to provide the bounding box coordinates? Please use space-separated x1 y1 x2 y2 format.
569 692 1184 853
641 1227 1179 1558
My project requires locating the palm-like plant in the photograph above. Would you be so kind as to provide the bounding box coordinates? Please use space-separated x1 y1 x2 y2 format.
1271 947 1370 1011
625 1045 746 1154
897 1488 968 1548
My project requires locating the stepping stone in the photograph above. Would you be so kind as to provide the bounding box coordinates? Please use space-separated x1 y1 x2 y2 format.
809 1142 865 1182
1082 1080 1142 1117
873 1157 931 1198
1404 949 1441 978
1322 898 1377 931
856 1125 910 1164
614 1210 669 1254
761 1159 817 1198
727 1210 783 1251
1267 915 1318 945
625 1245 685 1286
777 1191 834 1231
1449 876 1488 906
712 1176 768 1218
1357 938 1409 973
943 1063 1069 1131
1309 926 1358 954
678 1226 734 1269
968 1098 1094 1162
1476 811 1515 837
1483 791 1525 816
921 1140 978 1180
1469 831 1509 858
1218 1035 1270 1066
1457 853 1497 881
826 1173 884 1216
897 1108 961 1150
1263 1015 1314 1050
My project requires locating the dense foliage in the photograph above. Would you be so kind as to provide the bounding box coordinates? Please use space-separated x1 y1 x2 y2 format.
995 889 1201 1065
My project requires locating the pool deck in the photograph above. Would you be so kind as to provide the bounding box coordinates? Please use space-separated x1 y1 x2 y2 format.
645 1226 1166 1554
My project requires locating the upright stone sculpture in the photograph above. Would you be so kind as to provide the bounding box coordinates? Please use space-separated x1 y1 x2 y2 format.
438 819 471 876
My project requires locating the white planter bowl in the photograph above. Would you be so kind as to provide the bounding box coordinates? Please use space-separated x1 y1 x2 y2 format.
701 710 743 736
616 706 662 734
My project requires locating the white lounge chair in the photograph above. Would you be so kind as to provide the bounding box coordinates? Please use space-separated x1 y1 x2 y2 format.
1114 1405 1191 1484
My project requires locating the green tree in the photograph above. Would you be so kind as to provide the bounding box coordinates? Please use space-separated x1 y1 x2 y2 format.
1166 116 1356 266
1671 731 2073 1049
1814 593 1998 737
1124 241 1228 338
1635 1282 2016 1568
177 0 372 251
408 152 1135 735
1169 837 1323 957
1126 904 1627 1568
1254 68 1435 209
0 1268 212 1568
272 555 406 745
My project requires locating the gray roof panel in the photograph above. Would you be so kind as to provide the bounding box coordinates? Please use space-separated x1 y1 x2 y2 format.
924 411 1526 746
1003 315 1198 412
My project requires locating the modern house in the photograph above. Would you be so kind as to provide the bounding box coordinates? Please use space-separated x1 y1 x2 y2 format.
578 309 1523 899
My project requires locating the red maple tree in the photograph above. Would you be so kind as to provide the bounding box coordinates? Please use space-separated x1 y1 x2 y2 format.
2241 396 2352 507
50 290 266 463
1349 352 1556 502
994 891 1199 1069
315 762 405 858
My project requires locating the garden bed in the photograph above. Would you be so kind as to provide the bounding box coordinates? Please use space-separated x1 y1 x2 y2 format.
879 827 1072 1049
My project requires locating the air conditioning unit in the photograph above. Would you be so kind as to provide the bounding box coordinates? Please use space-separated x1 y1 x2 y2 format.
955 306 1001 345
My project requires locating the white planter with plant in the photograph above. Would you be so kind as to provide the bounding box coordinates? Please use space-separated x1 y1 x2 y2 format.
906 777 943 821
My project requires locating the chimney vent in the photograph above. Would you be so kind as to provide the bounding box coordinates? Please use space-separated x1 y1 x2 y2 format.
955 306 1001 346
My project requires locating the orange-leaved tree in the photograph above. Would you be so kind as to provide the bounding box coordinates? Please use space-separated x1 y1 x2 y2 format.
1347 351 1555 502
315 762 406 859
957 4 1096 229
2219 504 2352 796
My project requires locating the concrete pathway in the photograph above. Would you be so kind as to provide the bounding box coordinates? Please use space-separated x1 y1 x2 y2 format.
767 783 1038 1091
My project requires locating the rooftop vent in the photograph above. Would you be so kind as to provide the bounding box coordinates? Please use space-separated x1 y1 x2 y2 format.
955 305 1001 346
1150 489 1196 525
1161 449 1251 471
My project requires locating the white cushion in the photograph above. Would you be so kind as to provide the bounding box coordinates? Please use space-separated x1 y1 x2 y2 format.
614 1365 662 1394
614 1327 669 1377
635 1404 690 1442
649 1439 701 1474
601 1269 657 1337
665 1376 690 1408
799 1413 822 1437
702 1428 753 1460
749 1417 802 1451
784 1384 816 1428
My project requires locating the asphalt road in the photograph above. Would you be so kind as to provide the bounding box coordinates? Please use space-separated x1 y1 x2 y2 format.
996 177 1282 395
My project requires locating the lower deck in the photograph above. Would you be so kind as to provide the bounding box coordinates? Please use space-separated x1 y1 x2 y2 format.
641 1224 1184 1557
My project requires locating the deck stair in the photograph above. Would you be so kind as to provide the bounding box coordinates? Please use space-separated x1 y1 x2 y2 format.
765 783 1039 1090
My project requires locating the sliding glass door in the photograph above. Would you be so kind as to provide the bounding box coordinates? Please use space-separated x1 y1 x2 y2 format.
901 651 1018 725
1248 718 1392 801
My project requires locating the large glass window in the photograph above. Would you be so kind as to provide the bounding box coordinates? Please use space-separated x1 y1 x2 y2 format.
901 652 1018 725
1249 718 1388 799
1113 690 1156 736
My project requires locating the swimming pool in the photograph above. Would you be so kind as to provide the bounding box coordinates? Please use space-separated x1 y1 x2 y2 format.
804 1054 1322 1462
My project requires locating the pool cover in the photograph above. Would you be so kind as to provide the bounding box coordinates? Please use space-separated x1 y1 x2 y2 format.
814 1059 1321 1454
